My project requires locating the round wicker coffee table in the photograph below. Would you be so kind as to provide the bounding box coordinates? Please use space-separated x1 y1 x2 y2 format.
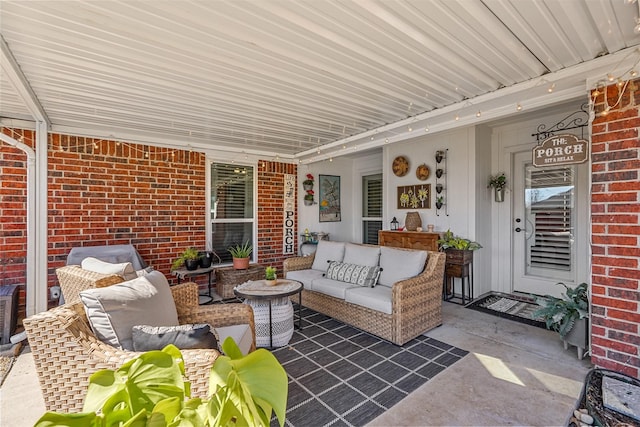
234 279 303 348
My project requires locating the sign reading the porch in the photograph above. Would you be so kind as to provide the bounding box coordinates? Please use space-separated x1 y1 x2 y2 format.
532 134 588 167
283 174 296 255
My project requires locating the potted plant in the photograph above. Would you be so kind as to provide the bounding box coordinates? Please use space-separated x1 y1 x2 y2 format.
228 241 252 270
171 247 200 271
435 196 444 210
533 282 589 359
303 173 314 191
488 172 507 202
437 229 482 265
304 189 314 206
265 266 277 286
34 338 288 427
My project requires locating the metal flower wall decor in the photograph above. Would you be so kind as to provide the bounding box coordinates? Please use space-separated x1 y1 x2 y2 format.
397 184 431 209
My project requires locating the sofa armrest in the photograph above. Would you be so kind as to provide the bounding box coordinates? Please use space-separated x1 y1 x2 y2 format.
283 253 315 274
391 251 446 313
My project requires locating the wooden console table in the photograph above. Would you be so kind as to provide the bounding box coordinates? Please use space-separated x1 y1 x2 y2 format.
378 230 439 252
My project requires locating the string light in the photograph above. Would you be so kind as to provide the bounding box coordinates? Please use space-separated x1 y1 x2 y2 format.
516 103 522 111
547 83 555 93
476 111 482 117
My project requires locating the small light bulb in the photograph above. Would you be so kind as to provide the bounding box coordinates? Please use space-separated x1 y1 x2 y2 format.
385 138 389 143
329 157 333 162
608 73 615 82
408 126 412 131
548 83 555 93
370 136 374 141
476 111 481 117
617 78 625 87
425 127 429 132
454 115 459 121
631 70 638 77
592 89 600 97
516 103 522 111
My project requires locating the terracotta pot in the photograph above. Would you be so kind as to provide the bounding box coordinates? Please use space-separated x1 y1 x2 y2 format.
233 257 250 270
265 279 278 286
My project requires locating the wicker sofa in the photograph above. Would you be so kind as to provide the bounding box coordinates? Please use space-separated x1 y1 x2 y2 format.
23 266 255 413
284 241 445 346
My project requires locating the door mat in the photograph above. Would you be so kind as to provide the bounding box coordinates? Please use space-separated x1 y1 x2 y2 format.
465 292 547 329
270 306 468 427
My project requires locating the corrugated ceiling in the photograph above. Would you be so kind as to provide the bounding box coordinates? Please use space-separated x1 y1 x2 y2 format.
1 0 640 160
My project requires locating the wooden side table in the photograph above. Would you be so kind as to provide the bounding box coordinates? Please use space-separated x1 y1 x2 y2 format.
215 264 265 299
443 250 474 305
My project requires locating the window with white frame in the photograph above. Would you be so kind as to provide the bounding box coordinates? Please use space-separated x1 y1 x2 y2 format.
210 163 254 263
362 173 382 244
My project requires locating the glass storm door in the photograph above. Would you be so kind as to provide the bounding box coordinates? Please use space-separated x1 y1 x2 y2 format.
512 151 585 297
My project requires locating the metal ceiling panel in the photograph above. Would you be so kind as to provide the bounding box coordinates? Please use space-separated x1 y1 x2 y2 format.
2 0 640 159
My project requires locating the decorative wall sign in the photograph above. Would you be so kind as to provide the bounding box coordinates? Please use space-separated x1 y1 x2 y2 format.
319 175 341 222
397 184 431 209
532 133 588 167
283 174 295 255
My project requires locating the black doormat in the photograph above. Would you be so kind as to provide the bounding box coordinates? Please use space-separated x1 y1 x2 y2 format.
270 306 468 427
465 292 547 329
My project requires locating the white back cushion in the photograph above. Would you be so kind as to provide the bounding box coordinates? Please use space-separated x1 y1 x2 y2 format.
80 271 179 350
342 243 381 267
311 240 346 272
378 247 428 287
81 257 137 281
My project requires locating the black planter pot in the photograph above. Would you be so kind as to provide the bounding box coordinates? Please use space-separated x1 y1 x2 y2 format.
436 168 444 178
436 184 443 194
199 251 213 268
184 258 199 271
436 202 443 210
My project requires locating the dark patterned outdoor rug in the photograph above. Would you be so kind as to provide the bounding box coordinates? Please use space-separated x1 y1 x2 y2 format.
269 306 468 427
465 292 547 329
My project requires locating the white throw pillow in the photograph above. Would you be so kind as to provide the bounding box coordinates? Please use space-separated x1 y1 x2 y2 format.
81 257 137 281
342 243 381 267
378 247 428 287
311 240 346 272
80 273 179 350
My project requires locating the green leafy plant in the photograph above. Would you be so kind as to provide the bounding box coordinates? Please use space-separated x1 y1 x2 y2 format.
533 282 589 338
171 247 200 271
265 266 277 280
34 338 288 427
228 241 253 259
437 229 482 250
488 173 507 190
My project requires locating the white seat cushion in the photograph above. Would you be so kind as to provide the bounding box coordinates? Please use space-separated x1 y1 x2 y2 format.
285 269 324 291
309 278 356 300
342 243 381 267
214 324 253 355
378 247 428 287
311 240 346 272
79 271 179 350
345 285 393 315
81 257 137 281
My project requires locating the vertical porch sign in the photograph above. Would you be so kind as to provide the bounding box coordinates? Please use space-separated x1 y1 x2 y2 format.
532 133 588 167
283 174 296 255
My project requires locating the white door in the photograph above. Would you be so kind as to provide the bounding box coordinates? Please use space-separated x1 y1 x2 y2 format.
511 151 588 298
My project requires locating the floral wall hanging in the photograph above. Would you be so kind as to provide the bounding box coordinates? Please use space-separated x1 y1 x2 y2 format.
397 184 431 209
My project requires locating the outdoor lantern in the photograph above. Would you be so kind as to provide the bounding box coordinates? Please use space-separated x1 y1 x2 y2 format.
391 217 399 230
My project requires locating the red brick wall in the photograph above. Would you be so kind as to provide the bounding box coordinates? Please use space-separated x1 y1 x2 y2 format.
257 160 298 273
1 128 208 316
0 128 32 314
590 80 640 377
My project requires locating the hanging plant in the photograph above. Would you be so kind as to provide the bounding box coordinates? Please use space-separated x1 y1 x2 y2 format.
488 173 507 190
303 173 314 186
304 189 314 201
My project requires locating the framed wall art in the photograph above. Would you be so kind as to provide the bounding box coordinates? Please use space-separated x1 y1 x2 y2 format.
397 184 431 209
319 174 341 222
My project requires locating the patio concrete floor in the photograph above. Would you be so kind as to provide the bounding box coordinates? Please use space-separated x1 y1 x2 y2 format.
1 301 592 426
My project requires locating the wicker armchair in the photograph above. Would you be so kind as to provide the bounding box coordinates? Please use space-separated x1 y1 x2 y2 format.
23 266 256 413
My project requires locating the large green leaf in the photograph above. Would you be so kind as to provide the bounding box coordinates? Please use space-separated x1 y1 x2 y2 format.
35 412 99 427
210 338 288 427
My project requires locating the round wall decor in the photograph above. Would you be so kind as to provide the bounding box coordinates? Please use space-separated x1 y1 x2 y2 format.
392 155 409 177
416 164 430 180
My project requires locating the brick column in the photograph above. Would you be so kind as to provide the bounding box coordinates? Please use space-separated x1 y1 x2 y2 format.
590 80 640 376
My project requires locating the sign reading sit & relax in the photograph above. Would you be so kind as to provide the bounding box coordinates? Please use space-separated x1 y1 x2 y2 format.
532 134 588 167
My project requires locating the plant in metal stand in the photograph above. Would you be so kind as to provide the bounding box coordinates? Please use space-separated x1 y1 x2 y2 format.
171 247 200 271
533 282 589 358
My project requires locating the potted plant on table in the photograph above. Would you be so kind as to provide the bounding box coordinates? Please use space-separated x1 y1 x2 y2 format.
488 172 507 202
171 247 200 271
265 266 278 286
533 282 589 359
437 229 482 264
228 241 252 270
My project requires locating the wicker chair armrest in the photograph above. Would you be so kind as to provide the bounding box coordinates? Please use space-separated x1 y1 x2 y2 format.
178 303 256 352
283 254 315 274
170 282 200 308
56 265 124 304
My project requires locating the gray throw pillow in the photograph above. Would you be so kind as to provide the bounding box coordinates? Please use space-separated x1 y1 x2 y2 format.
132 324 218 352
326 261 381 288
